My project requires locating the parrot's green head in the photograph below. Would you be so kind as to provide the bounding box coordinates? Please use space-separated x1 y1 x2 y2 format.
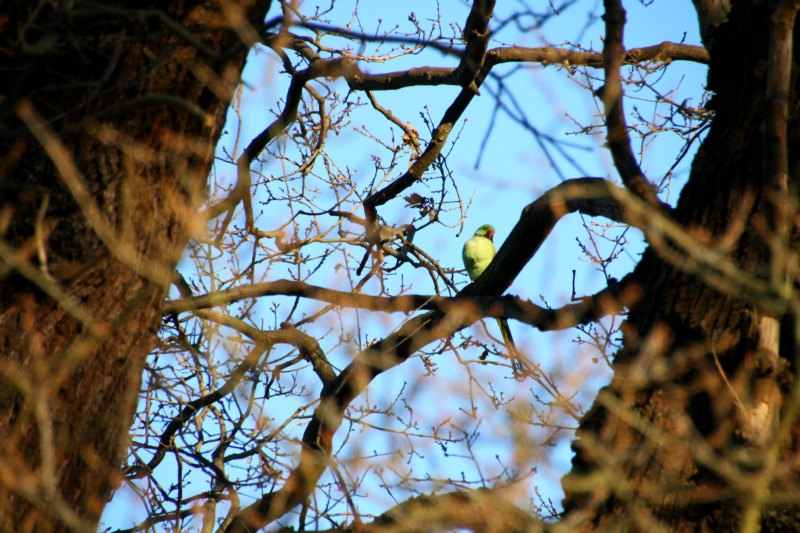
473 224 495 241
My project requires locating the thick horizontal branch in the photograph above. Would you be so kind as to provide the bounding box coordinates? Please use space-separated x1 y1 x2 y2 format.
347 66 459 91
488 41 709 67
350 40 708 91
163 279 432 314
346 41 708 91
164 275 637 332
498 275 637 331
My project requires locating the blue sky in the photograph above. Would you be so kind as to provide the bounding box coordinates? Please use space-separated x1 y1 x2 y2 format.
103 1 707 530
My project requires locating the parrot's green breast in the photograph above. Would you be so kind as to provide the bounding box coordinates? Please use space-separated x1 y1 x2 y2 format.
462 235 496 280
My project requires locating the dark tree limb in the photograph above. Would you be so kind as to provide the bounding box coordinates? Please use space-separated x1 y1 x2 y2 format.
348 67 461 91
365 0 494 211
462 178 627 297
600 0 661 207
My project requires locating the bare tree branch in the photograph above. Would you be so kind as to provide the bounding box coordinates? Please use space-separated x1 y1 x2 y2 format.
203 56 357 231
126 324 331 479
164 274 636 333
600 0 661 207
489 41 709 67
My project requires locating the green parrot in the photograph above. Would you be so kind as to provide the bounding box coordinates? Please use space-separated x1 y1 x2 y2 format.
462 224 523 375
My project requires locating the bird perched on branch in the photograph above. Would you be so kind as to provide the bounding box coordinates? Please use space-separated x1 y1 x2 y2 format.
462 224 523 377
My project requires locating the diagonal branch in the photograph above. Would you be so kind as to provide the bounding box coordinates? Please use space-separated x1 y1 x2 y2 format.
600 0 661 207
363 0 495 210
463 178 626 296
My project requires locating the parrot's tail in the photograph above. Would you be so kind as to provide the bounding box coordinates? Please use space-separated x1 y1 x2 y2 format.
496 318 524 378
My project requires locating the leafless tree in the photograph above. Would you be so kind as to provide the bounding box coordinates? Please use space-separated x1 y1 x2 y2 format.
2 0 799 532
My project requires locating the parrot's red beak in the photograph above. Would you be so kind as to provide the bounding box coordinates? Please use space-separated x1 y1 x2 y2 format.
487 228 495 241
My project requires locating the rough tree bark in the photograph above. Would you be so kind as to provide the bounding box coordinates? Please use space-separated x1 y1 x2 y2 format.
0 1 269 531
564 1 800 530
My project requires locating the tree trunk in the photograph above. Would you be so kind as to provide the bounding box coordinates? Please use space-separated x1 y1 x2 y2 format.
0 2 268 530
564 2 800 530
